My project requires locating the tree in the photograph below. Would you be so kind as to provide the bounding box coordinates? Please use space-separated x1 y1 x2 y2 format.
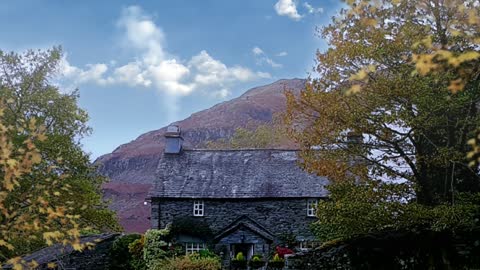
0 100 87 269
0 48 120 266
285 0 480 206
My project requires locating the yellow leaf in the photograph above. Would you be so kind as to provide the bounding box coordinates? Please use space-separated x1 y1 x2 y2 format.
436 50 452 60
457 51 480 64
47 262 57 269
414 54 436 75
347 85 362 95
0 239 14 250
31 152 42 164
4 179 14 191
6 159 17 168
72 242 83 251
448 79 465 94
29 260 39 269
349 70 368 81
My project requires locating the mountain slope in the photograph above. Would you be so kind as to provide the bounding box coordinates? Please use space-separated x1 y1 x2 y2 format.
97 78 306 232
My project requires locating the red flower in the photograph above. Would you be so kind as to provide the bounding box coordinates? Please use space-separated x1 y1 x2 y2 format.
275 246 294 258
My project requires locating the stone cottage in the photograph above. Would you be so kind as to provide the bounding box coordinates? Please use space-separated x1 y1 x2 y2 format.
148 126 329 263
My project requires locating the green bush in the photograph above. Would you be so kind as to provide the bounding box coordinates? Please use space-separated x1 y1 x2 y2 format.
231 252 247 269
268 254 285 269
144 228 171 268
128 236 146 270
249 255 266 269
312 181 480 243
151 254 221 270
109 234 142 270
198 249 218 258
235 252 245 261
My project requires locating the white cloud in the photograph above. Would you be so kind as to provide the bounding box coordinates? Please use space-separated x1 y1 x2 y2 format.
303 2 324 14
252 46 264 55
256 72 272 79
117 6 166 65
274 0 302 21
112 61 151 87
58 6 270 121
59 57 112 86
190 50 269 86
251 46 282 68
276 51 288 57
211 88 231 99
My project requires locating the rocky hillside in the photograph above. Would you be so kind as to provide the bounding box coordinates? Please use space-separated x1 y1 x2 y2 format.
97 78 306 232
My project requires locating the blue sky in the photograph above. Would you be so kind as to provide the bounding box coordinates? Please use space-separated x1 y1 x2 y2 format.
0 0 342 159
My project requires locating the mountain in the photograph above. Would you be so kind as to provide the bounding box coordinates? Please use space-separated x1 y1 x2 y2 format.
97 78 306 232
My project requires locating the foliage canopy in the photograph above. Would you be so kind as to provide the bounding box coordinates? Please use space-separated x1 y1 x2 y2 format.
285 0 480 242
0 47 120 268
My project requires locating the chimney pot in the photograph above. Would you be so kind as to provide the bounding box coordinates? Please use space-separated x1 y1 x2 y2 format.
165 125 183 154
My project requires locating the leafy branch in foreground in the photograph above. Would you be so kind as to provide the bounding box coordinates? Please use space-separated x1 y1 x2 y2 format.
0 101 89 269
0 47 121 268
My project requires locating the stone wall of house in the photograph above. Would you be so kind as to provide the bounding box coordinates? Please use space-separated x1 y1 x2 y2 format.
151 198 317 241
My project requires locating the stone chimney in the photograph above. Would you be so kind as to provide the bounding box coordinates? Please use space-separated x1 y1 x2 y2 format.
164 125 183 154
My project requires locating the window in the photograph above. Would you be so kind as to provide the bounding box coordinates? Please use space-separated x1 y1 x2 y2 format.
299 241 321 251
307 199 318 217
193 200 204 216
185 242 205 254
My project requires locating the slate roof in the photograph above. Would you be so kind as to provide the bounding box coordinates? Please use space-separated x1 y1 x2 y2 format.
214 215 276 242
149 149 329 199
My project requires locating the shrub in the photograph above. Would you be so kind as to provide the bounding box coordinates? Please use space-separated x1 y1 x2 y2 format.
199 249 218 258
144 228 171 268
235 252 245 261
152 254 221 270
268 253 285 269
231 252 247 269
249 254 266 269
109 234 142 270
128 236 146 270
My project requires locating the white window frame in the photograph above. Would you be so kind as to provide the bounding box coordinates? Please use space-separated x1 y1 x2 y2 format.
193 200 204 216
307 199 318 217
185 242 205 255
299 241 320 251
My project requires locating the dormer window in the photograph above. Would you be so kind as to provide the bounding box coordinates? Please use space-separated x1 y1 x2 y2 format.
193 200 204 216
307 199 317 217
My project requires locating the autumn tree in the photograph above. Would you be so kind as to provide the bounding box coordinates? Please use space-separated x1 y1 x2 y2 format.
0 100 90 269
0 48 120 266
286 0 480 207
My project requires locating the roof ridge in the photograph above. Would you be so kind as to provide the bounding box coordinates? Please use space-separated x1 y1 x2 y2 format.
184 148 299 152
